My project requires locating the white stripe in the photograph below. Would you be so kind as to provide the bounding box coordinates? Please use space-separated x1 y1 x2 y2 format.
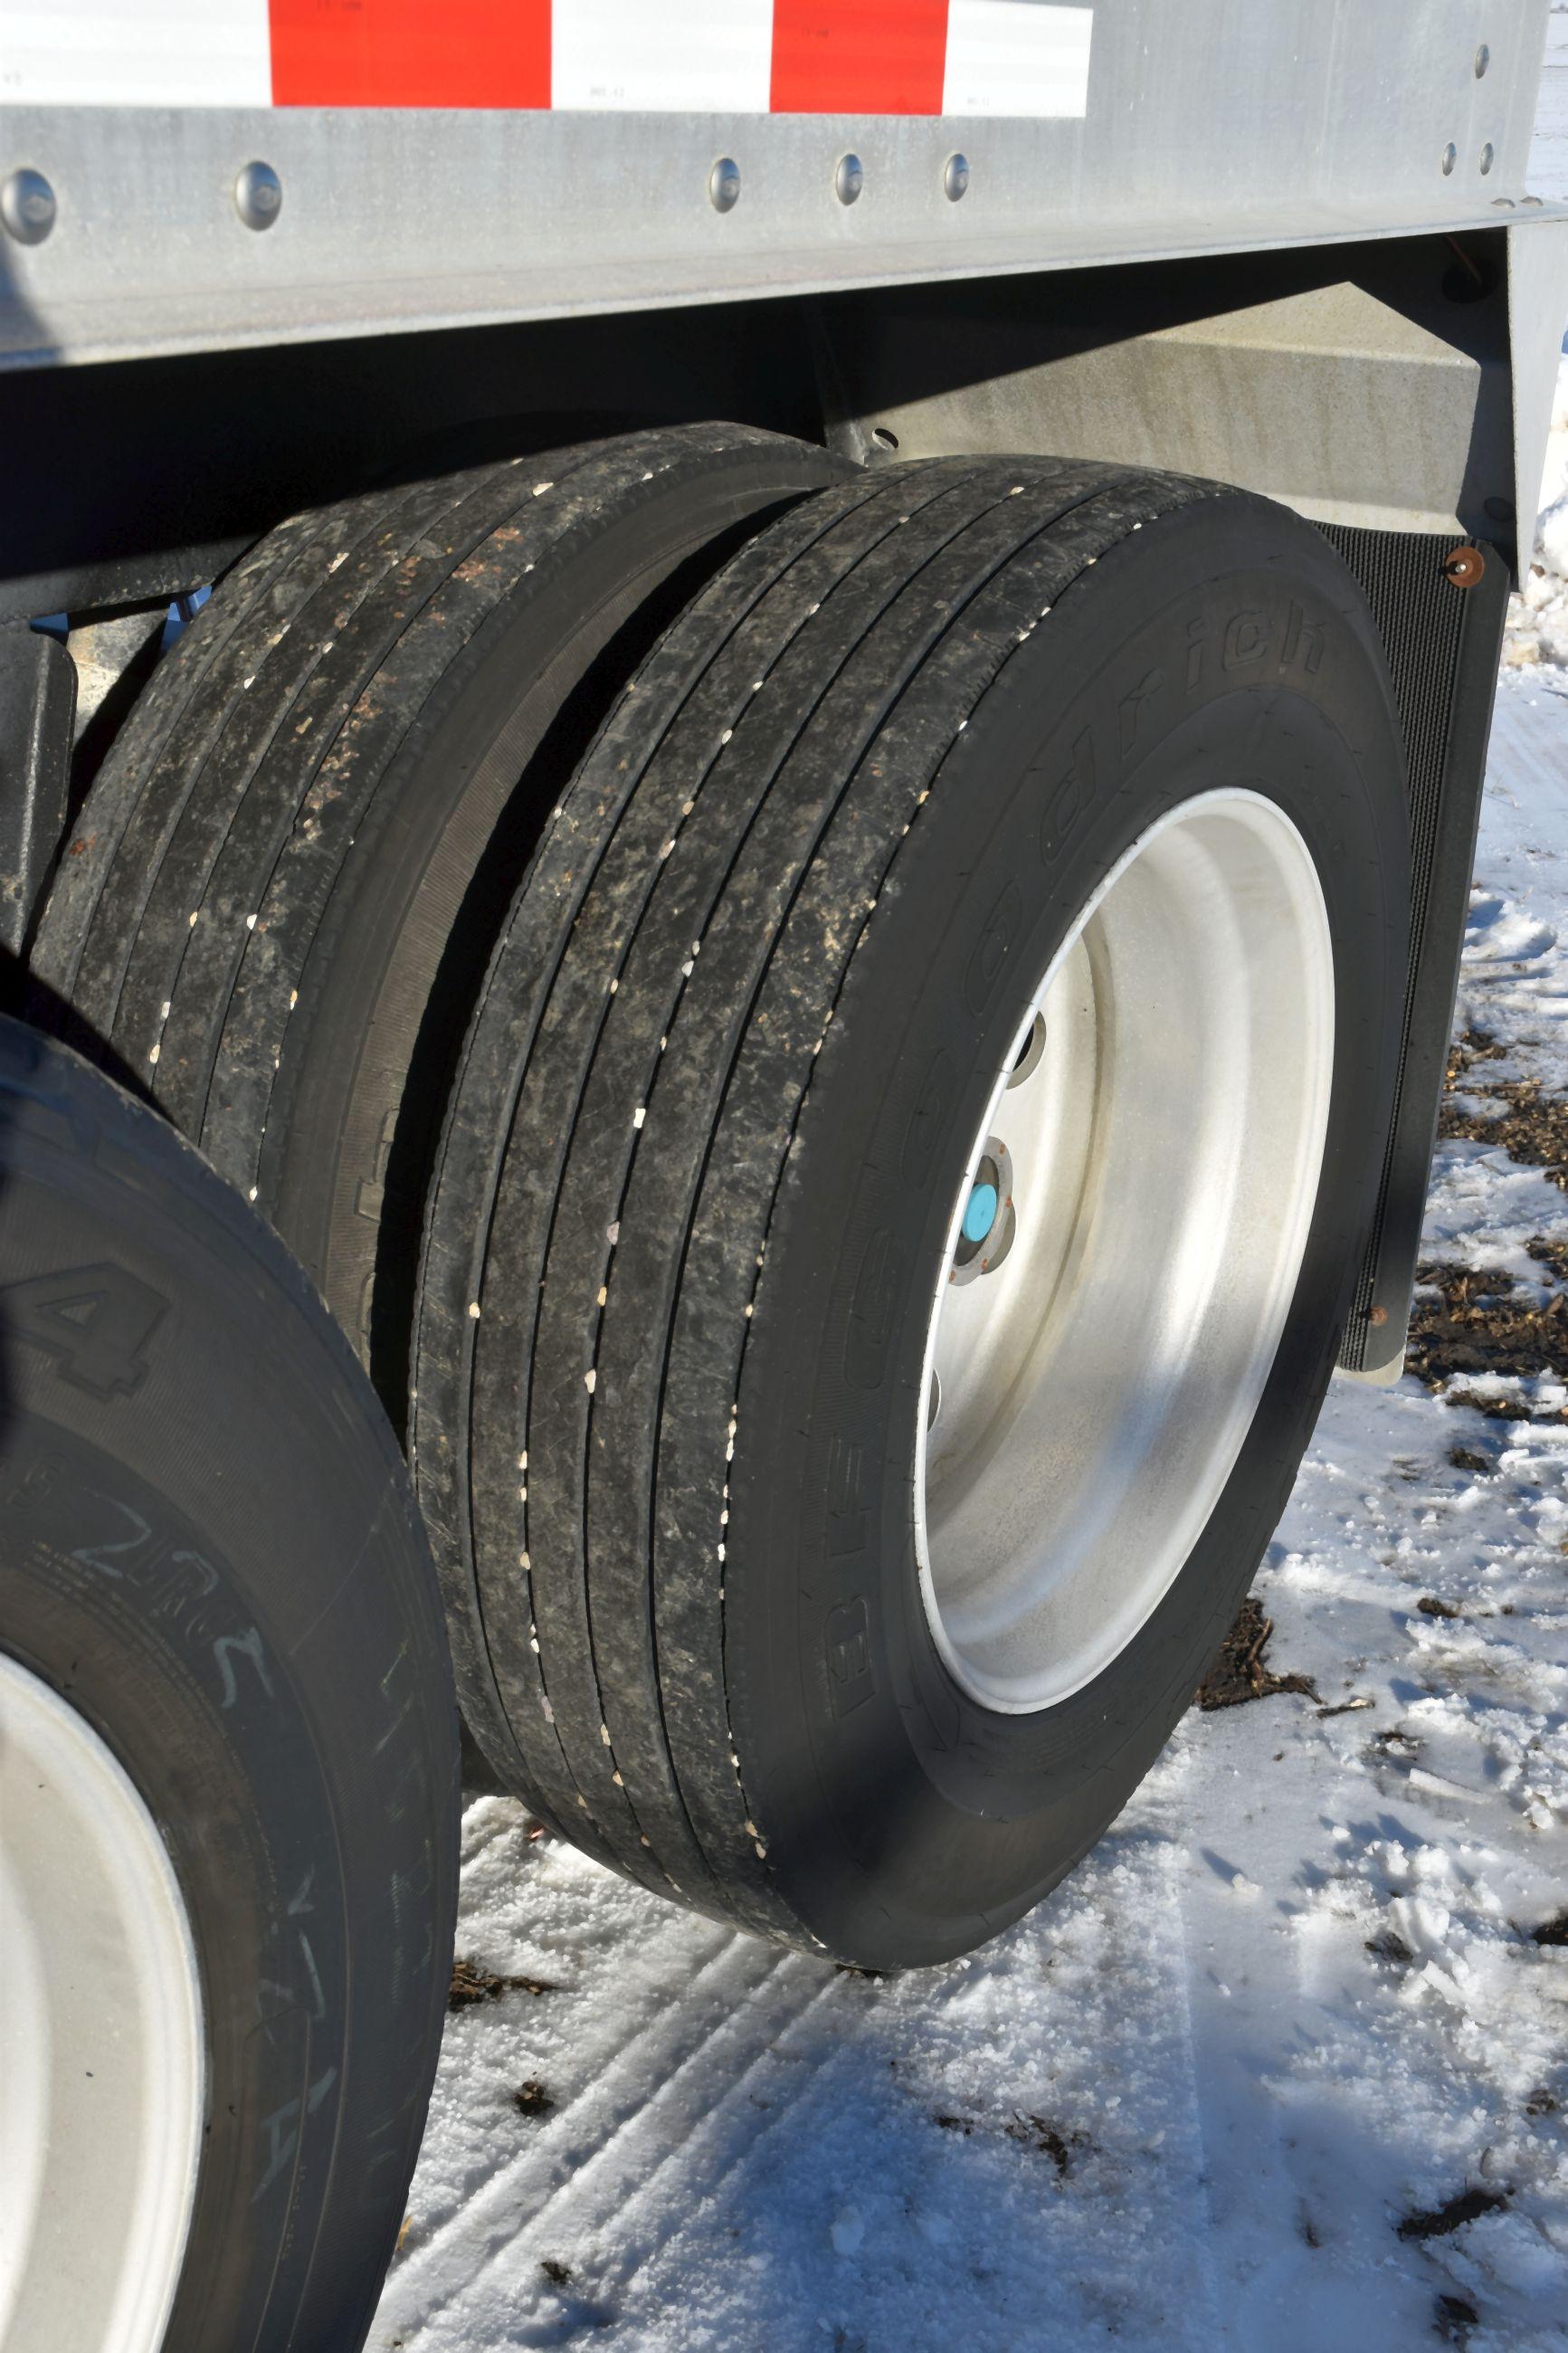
0 0 271 108
551 0 774 113
942 0 1093 119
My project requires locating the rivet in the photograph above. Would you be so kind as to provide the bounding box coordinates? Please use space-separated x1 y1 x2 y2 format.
1440 142 1458 176
234 159 282 231
709 156 741 213
1479 142 1495 176
1474 43 1490 78
944 151 970 202
2 167 56 245
835 152 864 205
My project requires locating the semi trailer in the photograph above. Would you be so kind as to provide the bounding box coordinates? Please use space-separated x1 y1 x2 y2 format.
1 4 1565 2346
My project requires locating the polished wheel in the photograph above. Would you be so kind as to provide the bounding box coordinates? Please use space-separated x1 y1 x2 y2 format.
0 1653 204 2353
916 788 1335 1712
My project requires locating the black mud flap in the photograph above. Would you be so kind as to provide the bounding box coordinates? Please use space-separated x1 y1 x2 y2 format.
1322 527 1512 1382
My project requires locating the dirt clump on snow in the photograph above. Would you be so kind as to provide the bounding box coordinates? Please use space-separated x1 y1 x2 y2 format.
1379 1021 1568 1403
1365 1928 1416 1967
449 1957 558 2009
1440 1077 1568 1186
1439 1027 1568 1186
1407 1262 1568 1408
934 2108 1089 2177
1396 2185 1510 2242
1194 1596 1319 1710
1434 2291 1480 2344
1003 2114 1089 2175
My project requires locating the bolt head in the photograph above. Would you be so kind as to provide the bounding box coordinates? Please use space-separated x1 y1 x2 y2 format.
234 159 282 231
1479 141 1495 176
1440 141 1458 176
708 157 741 214
944 152 971 203
835 152 864 205
2 167 56 246
1442 544 1486 589
1475 43 1490 78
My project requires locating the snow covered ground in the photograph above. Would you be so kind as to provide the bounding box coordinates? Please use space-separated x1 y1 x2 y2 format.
371 48 1568 2353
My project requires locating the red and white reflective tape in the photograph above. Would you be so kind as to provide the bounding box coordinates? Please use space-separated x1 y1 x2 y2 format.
0 0 1093 117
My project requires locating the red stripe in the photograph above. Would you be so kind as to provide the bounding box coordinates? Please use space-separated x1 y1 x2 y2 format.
269 0 551 109
769 0 949 115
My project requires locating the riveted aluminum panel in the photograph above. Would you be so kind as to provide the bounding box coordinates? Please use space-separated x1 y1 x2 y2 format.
0 0 1556 369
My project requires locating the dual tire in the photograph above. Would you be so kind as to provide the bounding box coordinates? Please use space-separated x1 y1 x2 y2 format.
414 458 1408 1964
35 424 841 1402
36 430 1409 1981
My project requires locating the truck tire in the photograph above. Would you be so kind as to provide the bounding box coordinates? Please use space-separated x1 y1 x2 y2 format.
413 456 1408 1966
0 1017 458 2350
32 424 842 1409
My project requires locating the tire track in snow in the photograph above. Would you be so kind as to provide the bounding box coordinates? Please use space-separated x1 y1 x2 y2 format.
372 1920 819 2339
394 1957 846 2346
378 1798 1242 2350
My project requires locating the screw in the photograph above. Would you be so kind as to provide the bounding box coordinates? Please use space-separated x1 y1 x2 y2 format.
1441 544 1486 588
1479 142 1495 176
708 157 741 213
944 152 970 202
1475 43 1490 78
1440 142 1458 176
2 167 56 245
1368 1305 1390 1328
233 160 282 231
835 152 864 205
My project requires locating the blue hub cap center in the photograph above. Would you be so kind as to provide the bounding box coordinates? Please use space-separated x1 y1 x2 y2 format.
962 1181 999 1247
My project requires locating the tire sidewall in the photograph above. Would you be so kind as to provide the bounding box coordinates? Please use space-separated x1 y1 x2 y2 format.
0 1033 458 2348
728 500 1409 1965
5 1429 346 2351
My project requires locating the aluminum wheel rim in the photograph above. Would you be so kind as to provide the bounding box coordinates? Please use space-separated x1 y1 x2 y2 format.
0 1652 204 2353
914 788 1335 1713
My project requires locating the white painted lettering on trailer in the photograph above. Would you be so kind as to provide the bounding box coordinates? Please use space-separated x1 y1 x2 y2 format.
942 0 1093 118
551 0 774 114
0 0 271 108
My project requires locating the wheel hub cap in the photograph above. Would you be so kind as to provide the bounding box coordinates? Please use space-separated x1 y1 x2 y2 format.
962 1180 999 1245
